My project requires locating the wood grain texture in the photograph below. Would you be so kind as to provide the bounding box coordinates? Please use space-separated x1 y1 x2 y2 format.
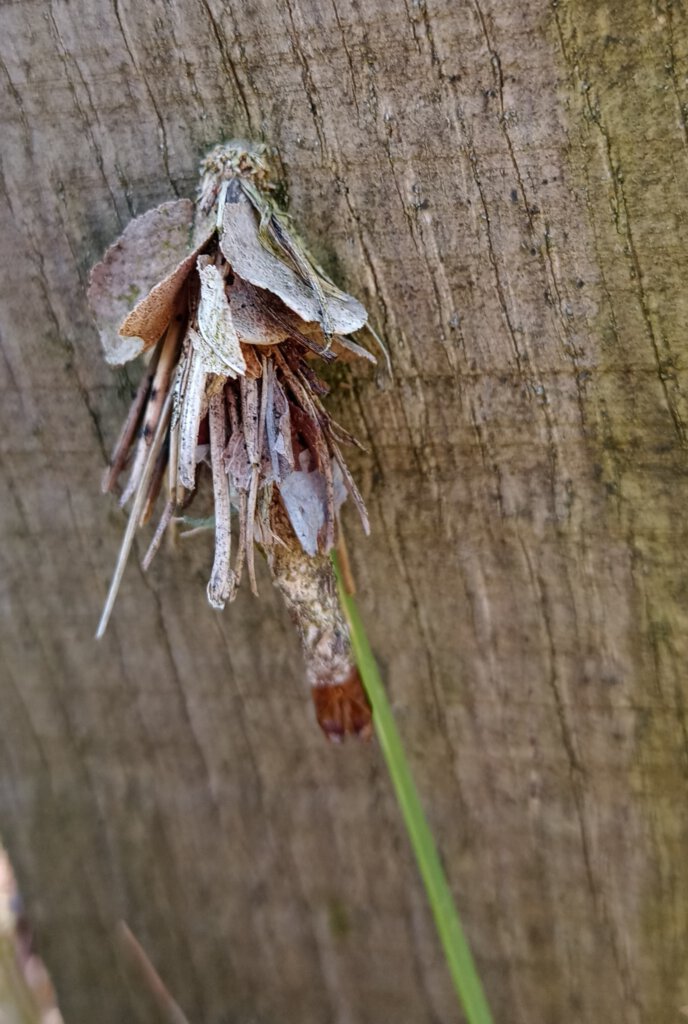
1 0 687 1021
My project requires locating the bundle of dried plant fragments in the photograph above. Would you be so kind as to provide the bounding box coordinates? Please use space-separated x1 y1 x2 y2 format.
89 141 376 740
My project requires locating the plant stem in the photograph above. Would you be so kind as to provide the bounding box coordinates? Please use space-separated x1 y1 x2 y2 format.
334 556 494 1024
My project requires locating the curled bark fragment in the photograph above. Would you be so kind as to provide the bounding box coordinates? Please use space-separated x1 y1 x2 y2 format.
176 340 208 491
196 257 246 376
207 392 233 609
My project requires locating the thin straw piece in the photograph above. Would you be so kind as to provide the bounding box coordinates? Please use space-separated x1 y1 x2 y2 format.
96 387 174 639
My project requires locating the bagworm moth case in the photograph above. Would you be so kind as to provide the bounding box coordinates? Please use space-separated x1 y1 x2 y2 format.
89 141 374 740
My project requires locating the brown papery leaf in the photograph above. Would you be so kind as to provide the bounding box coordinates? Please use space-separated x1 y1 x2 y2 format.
118 237 207 354
228 277 293 346
88 199 195 364
280 453 347 557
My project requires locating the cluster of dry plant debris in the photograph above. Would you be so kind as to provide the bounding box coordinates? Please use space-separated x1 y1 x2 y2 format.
89 142 376 739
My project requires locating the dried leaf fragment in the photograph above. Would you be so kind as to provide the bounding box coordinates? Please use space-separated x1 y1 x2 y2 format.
227 277 293 347
220 193 367 336
88 199 195 363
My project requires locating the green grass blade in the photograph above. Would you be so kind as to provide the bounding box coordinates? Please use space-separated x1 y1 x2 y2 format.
334 559 493 1024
